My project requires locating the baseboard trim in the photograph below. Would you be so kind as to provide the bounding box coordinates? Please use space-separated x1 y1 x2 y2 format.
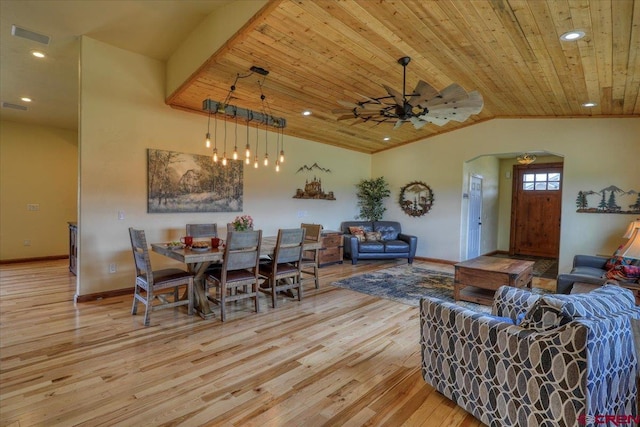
75 287 134 303
0 255 68 264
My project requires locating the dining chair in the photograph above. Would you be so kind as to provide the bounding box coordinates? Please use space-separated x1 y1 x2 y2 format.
205 230 263 321
258 228 306 308
129 227 194 326
186 223 218 238
300 223 322 289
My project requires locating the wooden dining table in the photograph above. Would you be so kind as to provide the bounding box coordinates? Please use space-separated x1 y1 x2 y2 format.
151 236 322 319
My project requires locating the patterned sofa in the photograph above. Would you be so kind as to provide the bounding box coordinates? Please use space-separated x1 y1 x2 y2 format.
420 285 640 427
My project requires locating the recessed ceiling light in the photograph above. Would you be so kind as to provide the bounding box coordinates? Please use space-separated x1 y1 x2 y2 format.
21 97 32 102
560 30 585 41
582 102 597 107
383 136 391 141
302 110 312 116
31 51 45 58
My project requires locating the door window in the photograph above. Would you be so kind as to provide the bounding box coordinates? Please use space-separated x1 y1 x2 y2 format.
522 172 561 191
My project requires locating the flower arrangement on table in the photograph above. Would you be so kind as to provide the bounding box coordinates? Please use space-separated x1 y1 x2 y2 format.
232 215 254 231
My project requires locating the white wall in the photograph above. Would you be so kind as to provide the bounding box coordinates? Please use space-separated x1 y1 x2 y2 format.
0 121 77 260
372 118 640 273
78 37 370 296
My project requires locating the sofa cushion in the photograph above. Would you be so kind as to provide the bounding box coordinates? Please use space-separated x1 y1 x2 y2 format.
518 298 572 331
491 286 542 320
365 231 382 242
520 284 635 332
373 223 400 240
341 221 373 234
383 240 410 253
358 241 384 253
349 226 366 242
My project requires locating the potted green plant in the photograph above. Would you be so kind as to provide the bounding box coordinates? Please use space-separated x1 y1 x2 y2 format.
355 177 390 221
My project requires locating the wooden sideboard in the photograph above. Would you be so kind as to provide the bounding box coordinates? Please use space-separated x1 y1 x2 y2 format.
318 230 343 267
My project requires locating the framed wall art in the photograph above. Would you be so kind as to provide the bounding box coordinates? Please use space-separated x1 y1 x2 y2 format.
147 148 243 213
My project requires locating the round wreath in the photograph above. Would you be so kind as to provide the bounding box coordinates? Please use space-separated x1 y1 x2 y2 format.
399 181 434 217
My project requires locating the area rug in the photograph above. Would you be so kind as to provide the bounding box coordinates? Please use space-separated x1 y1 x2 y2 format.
331 265 492 312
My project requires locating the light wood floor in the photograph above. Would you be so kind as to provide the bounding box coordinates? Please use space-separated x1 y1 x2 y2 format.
0 258 530 427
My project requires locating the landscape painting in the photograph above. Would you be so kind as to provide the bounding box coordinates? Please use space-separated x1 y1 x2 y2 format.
147 148 243 213
575 185 640 214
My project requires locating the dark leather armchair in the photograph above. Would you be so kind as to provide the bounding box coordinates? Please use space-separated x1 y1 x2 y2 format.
556 254 618 293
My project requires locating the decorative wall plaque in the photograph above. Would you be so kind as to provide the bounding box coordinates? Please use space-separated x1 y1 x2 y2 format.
293 163 335 200
399 181 434 217
576 185 639 214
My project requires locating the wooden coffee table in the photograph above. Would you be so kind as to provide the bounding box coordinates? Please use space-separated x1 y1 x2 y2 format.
454 256 534 305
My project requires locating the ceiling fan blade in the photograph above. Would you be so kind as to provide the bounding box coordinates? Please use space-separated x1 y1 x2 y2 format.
423 83 469 108
424 91 484 122
466 91 484 114
418 113 451 126
409 116 428 129
382 84 404 106
409 80 440 107
393 119 405 130
336 114 357 121
332 108 356 114
422 106 471 123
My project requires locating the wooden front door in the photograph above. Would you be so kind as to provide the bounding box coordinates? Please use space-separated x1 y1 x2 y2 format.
510 162 563 258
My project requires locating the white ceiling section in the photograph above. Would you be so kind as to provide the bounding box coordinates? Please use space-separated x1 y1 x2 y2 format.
0 0 230 130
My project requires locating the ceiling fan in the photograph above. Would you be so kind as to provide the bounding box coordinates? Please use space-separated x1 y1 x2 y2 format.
333 56 484 129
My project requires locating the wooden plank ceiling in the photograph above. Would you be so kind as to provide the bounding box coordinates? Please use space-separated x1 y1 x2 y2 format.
167 0 640 154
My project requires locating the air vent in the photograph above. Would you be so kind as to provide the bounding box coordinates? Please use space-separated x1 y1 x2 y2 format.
2 102 28 111
11 25 50 45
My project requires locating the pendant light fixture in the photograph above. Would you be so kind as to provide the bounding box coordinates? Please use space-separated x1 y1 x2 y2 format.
233 113 239 160
212 112 218 162
245 119 251 165
201 65 287 172
221 115 228 166
263 121 269 166
205 106 211 148
275 125 280 172
279 126 285 163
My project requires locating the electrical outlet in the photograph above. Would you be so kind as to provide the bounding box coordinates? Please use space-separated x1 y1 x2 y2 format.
109 263 117 274
118 211 125 220
23 239 31 246
27 204 39 211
